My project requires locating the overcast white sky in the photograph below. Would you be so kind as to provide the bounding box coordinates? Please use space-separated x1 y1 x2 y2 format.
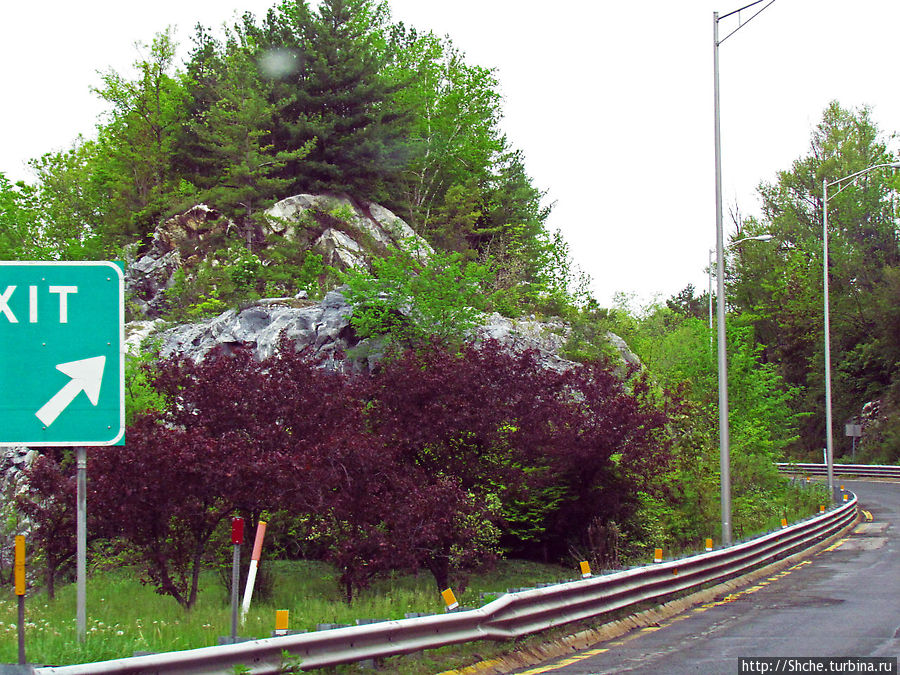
2 1 898 307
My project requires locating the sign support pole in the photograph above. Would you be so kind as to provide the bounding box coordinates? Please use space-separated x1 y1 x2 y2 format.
230 518 244 644
76 446 87 643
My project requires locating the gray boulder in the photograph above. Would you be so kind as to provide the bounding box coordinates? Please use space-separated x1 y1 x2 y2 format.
158 290 357 365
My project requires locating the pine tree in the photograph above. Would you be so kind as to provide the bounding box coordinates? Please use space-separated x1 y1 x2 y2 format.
265 0 408 200
188 40 313 224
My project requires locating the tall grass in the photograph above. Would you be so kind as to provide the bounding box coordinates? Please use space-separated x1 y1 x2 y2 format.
0 558 574 666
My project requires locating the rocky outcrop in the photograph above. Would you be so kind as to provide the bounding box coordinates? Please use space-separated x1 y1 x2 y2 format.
148 291 638 377
0 446 35 564
126 204 227 317
125 195 433 319
120 193 639 373
477 313 573 372
158 290 357 365
1 446 35 496
152 290 579 372
264 194 432 266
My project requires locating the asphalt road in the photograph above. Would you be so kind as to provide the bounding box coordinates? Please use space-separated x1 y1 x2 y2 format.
513 480 900 675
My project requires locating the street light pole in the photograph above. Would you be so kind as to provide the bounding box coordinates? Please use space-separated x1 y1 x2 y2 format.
712 0 775 546
821 162 900 501
712 9 732 547
708 248 715 336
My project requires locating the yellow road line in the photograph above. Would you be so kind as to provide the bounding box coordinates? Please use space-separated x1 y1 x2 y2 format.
518 649 609 674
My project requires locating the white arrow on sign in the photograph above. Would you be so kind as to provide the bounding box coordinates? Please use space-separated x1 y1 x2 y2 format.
35 356 106 427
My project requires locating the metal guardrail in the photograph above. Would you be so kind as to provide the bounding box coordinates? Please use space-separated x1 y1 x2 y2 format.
33 495 858 675
777 462 900 479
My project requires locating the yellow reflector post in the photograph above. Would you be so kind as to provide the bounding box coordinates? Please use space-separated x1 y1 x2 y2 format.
780 518 788 528
14 535 25 596
441 588 459 611
705 538 713 552
275 609 289 631
654 548 663 563
579 561 591 578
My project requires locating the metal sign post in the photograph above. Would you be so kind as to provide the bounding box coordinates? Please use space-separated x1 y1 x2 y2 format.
230 518 244 643
15 534 26 664
76 446 87 643
845 421 862 460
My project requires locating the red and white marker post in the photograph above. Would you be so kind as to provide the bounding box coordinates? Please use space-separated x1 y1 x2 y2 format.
241 520 267 623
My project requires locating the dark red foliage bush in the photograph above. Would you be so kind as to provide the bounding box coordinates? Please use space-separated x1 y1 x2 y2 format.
28 339 670 604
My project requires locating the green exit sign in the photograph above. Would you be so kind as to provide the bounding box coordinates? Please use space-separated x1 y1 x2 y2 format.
0 261 125 446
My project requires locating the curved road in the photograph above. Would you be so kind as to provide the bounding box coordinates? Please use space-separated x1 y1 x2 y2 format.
514 480 900 674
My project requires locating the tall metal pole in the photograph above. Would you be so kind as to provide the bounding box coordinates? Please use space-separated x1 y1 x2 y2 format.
708 249 715 337
822 179 834 500
76 446 87 643
713 11 732 546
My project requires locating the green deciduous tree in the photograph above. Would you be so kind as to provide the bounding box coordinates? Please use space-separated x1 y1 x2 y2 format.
0 173 40 259
341 244 492 350
92 28 189 242
731 101 899 459
610 302 805 544
385 27 504 230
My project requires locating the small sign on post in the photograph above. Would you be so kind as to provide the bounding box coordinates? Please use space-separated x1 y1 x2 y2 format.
845 421 863 459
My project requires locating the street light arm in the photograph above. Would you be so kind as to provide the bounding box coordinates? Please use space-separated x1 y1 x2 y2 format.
717 0 777 45
731 233 773 246
825 162 900 196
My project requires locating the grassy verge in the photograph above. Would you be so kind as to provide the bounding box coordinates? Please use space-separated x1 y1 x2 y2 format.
0 558 575 667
